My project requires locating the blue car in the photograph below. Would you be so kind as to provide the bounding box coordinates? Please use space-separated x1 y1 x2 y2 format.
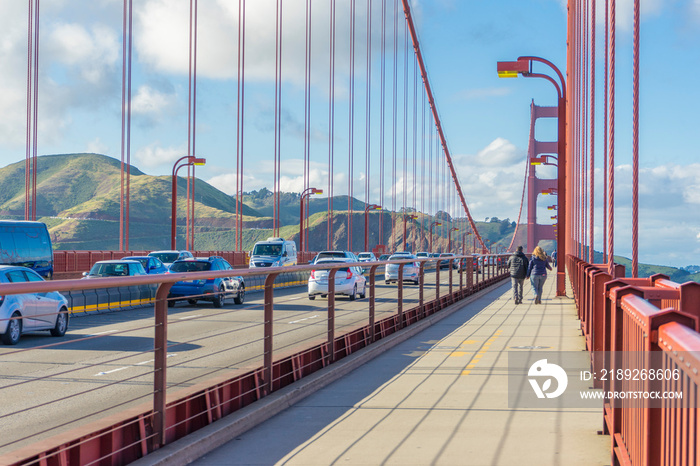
168 256 245 308
122 256 169 275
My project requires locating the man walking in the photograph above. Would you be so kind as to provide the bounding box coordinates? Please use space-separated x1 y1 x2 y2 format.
507 246 528 304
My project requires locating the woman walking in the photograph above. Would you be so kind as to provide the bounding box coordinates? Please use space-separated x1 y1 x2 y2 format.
526 246 552 304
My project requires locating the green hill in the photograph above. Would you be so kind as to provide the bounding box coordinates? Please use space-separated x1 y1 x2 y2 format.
1 153 695 283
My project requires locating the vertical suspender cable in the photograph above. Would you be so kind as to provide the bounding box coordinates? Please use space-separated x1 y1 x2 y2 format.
602 0 608 263
327 0 336 250
379 0 386 249
365 0 372 249
302 0 312 253
186 0 198 250
391 0 398 251
631 0 639 277
273 0 282 236
126 0 133 248
606 0 616 276
31 0 39 221
25 0 33 221
589 0 596 264
236 0 246 252
402 18 408 248
348 0 356 251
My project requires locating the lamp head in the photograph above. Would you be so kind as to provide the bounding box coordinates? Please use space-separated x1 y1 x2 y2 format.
497 59 530 78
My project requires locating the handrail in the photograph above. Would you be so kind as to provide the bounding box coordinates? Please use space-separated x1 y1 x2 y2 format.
1 253 509 464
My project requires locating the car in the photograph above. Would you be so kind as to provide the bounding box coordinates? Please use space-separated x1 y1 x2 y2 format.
82 260 147 278
308 259 366 300
439 253 459 269
312 250 358 264
384 254 420 285
249 237 297 268
357 252 377 262
378 254 390 261
147 250 194 268
0 266 69 345
168 256 245 308
122 256 169 275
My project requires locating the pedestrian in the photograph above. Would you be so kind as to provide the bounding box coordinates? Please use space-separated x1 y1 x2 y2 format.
526 246 552 304
551 250 558 267
507 245 528 304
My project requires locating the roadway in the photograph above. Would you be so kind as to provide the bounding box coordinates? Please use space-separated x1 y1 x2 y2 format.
0 267 473 457
153 277 610 466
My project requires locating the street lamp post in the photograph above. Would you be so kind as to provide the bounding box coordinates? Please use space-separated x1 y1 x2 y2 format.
497 55 567 296
429 221 442 253
364 204 381 252
299 187 323 254
448 227 459 253
171 156 206 250
402 214 418 252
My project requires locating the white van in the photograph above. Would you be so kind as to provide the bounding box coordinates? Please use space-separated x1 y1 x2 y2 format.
249 237 298 268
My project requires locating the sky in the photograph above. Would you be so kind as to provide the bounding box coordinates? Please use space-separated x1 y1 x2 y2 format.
0 0 699 268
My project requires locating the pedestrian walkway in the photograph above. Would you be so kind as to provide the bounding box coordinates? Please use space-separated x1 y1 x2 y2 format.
146 277 610 466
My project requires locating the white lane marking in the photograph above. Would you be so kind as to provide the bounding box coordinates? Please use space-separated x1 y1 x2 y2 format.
89 330 118 336
179 315 202 320
287 296 305 301
288 315 319 324
95 353 177 376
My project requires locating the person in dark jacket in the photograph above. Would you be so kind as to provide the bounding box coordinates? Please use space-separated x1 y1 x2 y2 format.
507 246 528 304
526 246 552 304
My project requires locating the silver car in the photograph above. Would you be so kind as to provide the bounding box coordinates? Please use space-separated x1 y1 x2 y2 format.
385 254 420 285
308 259 367 300
0 266 69 345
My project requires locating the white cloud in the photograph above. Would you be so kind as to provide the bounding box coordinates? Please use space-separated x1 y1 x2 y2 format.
86 138 109 154
134 143 186 169
47 23 119 85
131 85 177 119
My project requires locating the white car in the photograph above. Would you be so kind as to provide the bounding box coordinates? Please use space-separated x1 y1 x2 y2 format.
384 254 420 285
308 259 367 300
0 266 69 345
357 252 377 262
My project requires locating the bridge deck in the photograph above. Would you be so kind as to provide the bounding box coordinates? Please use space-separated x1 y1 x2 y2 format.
141 278 610 466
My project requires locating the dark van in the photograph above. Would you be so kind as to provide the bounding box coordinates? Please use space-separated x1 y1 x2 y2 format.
0 221 54 279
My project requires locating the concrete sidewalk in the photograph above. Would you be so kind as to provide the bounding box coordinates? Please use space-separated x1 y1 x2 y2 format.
147 277 610 466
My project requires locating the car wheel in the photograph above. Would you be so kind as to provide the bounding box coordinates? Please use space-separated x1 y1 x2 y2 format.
349 285 357 301
212 285 225 308
168 299 176 308
50 308 69 337
309 295 316 300
385 280 390 285
359 285 366 299
321 294 327 298
1 312 22 345
188 299 198 306
413 280 419 286
234 286 245 305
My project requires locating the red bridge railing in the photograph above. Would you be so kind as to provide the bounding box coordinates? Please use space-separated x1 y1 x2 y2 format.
568 254 700 466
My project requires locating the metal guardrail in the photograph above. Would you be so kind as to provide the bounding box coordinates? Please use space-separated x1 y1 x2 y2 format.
1 254 509 465
568 255 700 466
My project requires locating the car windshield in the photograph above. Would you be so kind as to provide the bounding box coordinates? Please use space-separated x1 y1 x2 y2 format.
252 244 282 256
125 257 148 268
358 253 371 258
169 261 212 272
89 263 130 276
389 255 414 260
317 252 347 259
150 252 179 263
